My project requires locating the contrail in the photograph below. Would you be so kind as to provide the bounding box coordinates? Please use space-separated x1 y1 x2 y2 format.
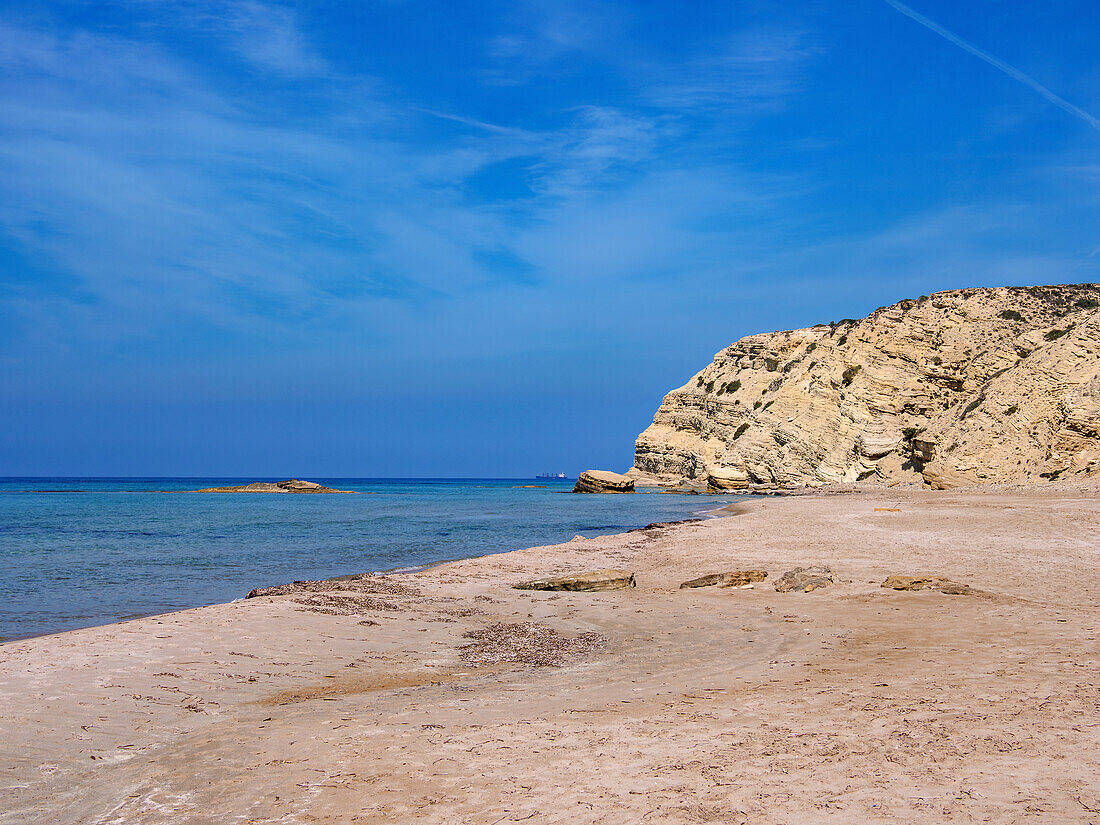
412 107 532 137
883 0 1100 133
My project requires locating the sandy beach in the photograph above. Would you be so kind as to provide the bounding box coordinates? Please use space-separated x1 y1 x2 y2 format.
2 487 1099 824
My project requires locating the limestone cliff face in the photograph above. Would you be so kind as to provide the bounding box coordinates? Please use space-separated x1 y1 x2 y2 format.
633 285 1100 490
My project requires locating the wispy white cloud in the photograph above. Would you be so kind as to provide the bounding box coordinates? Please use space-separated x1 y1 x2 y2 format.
0 12 802 362
883 0 1100 133
220 1 327 75
763 201 1100 317
644 28 813 112
0 18 469 347
482 0 621 86
7 0 1093 381
527 106 666 199
126 0 328 76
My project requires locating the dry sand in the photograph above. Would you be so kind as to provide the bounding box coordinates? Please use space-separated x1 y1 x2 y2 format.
1 488 1099 823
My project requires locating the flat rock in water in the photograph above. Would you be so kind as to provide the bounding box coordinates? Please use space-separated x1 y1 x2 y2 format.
774 565 835 592
572 470 635 494
881 575 971 595
680 571 768 589
196 479 354 494
514 569 636 592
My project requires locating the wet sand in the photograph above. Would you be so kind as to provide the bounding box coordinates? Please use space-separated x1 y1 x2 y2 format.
2 487 1099 823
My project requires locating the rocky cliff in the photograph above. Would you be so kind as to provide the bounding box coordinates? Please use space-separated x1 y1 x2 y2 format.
633 284 1100 490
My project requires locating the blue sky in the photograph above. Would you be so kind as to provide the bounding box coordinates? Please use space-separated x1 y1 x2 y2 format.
1 0 1098 476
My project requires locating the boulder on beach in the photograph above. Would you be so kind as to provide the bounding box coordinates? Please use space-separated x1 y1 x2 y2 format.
774 565 835 592
572 470 635 494
680 571 767 589
196 479 354 494
514 569 636 592
706 468 750 491
881 575 971 595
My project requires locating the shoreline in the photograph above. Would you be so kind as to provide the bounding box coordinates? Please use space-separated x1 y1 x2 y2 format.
3 485 1099 823
0 494 739 645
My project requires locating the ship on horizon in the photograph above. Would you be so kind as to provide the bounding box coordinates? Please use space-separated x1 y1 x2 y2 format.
535 472 569 480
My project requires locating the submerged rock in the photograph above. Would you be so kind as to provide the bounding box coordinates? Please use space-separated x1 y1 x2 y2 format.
514 569 636 592
774 566 835 592
572 470 635 494
881 575 971 595
196 479 354 494
680 571 768 589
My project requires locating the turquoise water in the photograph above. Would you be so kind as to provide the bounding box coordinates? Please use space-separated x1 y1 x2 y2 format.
0 478 739 641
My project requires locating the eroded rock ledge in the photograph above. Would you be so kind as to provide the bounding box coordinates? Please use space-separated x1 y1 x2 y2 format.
633 284 1100 490
573 470 635 494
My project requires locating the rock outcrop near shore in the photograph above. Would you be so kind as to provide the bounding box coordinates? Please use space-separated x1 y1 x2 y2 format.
573 470 635 493
634 284 1100 490
196 479 354 494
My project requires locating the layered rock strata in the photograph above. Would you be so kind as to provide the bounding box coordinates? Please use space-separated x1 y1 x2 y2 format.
881 575 971 595
513 569 637 591
679 571 768 589
573 470 635 493
634 285 1100 490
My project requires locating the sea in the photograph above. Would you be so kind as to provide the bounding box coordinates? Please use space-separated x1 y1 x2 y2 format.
0 477 740 642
